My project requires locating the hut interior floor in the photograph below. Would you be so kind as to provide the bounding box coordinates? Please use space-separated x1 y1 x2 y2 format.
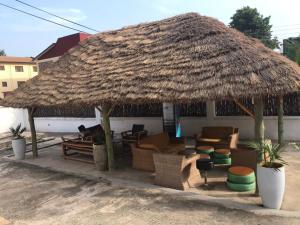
3 144 300 212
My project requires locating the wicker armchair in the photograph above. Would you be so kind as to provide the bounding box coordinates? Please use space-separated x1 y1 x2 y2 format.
153 153 201 190
121 124 148 146
130 133 185 172
130 143 159 172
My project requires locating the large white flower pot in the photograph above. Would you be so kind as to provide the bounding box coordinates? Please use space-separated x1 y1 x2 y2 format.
257 164 285 209
93 144 107 171
12 138 26 160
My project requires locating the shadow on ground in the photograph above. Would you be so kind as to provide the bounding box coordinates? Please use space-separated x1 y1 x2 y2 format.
0 160 299 225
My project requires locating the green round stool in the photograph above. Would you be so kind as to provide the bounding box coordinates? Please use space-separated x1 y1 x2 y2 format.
226 180 256 192
228 166 255 184
227 166 256 192
214 157 231 165
196 146 214 155
214 149 231 159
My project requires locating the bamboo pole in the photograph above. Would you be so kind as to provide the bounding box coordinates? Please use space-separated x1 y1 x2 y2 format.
27 107 38 158
101 103 114 171
277 95 284 146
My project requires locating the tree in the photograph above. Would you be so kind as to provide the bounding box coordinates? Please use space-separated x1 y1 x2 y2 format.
283 37 300 65
230 6 279 49
296 51 300 65
0 49 6 56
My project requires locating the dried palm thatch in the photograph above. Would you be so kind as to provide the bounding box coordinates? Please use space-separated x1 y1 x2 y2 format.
1 12 300 108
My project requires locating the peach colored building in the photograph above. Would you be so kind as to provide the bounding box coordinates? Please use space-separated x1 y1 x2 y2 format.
0 56 38 98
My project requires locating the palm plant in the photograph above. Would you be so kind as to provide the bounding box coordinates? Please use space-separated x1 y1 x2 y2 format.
292 143 300 151
9 124 26 139
248 140 287 168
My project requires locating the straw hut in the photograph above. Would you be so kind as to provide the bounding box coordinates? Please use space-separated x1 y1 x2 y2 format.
1 13 300 170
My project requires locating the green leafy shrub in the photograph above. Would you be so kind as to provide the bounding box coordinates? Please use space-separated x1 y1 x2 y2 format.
9 123 26 139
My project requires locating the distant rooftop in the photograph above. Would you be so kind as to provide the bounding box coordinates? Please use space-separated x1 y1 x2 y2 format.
0 56 35 64
35 32 92 60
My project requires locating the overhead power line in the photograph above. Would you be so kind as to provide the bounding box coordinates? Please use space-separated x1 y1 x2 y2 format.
0 2 86 33
273 24 300 28
279 32 300 36
273 27 300 32
15 0 99 32
273 29 300 35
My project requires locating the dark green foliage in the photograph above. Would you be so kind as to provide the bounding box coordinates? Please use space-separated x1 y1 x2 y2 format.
248 141 287 168
0 49 6 56
294 144 300 151
230 6 279 49
9 123 26 139
283 37 300 65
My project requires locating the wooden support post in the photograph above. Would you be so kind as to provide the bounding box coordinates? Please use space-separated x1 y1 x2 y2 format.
101 103 114 171
254 97 264 143
27 107 38 158
254 97 264 162
233 99 255 118
277 96 284 146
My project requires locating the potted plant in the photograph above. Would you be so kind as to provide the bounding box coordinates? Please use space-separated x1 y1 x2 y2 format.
249 140 287 209
10 123 26 160
92 135 107 171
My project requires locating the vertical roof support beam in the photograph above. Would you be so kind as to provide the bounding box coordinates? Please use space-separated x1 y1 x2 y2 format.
97 104 115 171
277 96 284 146
254 97 264 162
27 107 38 158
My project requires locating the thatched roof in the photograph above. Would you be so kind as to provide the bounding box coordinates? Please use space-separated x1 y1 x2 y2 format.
1 13 300 108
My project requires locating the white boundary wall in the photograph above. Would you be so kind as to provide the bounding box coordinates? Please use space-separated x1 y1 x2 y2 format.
0 107 28 133
1 102 300 141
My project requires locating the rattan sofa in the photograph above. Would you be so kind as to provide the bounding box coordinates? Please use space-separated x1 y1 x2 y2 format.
153 153 201 190
130 132 185 172
195 126 239 149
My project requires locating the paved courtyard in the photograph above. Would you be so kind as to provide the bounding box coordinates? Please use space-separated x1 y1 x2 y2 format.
0 160 299 225
2 139 300 211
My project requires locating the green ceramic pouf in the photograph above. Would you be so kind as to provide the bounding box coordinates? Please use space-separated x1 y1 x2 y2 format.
196 146 214 155
214 157 231 165
226 180 256 192
214 149 231 159
227 166 256 192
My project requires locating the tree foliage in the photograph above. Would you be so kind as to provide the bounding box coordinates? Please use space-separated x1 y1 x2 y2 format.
0 49 6 56
230 6 279 49
283 37 300 65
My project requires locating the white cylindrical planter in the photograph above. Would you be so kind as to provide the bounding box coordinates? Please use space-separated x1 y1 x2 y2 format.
93 144 107 171
257 165 285 209
12 138 26 160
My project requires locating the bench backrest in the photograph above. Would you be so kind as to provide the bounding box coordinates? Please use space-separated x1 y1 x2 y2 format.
202 126 235 139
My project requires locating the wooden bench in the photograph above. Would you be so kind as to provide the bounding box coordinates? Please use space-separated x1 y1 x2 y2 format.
61 137 94 163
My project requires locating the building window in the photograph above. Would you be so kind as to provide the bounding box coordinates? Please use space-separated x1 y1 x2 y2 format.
15 66 24 72
33 66 37 72
2 81 8 87
0 65 4 71
17 81 25 87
